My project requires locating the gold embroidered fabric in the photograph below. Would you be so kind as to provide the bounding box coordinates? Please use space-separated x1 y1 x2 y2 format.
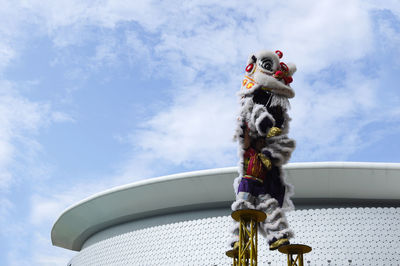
267 126 282 138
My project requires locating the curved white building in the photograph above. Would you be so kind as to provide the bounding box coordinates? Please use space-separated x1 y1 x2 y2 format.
52 162 400 265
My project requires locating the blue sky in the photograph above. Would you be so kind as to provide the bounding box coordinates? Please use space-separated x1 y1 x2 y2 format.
0 1 399 265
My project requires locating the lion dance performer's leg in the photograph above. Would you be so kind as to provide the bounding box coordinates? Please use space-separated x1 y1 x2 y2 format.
229 176 258 247
230 133 296 250
230 172 294 250
256 181 294 250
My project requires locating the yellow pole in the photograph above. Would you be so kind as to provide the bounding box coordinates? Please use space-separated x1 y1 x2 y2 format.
299 254 303 266
230 209 266 266
278 244 312 266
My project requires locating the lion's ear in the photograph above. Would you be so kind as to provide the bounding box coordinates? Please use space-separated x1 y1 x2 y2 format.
286 63 297 76
247 54 257 65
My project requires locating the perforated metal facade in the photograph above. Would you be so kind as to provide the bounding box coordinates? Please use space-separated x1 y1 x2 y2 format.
69 207 400 266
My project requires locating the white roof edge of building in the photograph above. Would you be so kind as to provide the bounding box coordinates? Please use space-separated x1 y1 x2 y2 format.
51 161 400 251
59 166 238 217
286 161 400 169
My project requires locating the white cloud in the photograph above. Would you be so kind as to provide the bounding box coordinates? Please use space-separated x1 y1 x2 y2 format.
30 195 67 226
51 111 75 123
7 228 75 266
0 198 13 226
0 42 16 71
0 80 77 191
0 81 76 265
12 1 376 78
260 1 373 72
0 79 76 265
29 173 130 227
27 179 122 265
134 84 237 168
0 81 48 189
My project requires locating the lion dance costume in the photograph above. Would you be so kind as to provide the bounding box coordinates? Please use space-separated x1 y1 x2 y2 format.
230 50 297 251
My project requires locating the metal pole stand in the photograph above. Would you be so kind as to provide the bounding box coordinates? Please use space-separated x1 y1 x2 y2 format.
226 209 266 266
225 249 238 266
278 244 312 266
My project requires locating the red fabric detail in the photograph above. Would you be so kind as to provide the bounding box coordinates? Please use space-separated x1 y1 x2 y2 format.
244 148 268 180
244 148 256 175
274 70 284 78
283 76 293 84
274 63 293 84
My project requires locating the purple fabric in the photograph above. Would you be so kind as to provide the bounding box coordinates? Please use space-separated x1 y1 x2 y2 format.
237 178 267 197
237 165 286 207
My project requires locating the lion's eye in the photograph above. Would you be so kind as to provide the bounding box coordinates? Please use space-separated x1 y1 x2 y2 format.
259 58 273 71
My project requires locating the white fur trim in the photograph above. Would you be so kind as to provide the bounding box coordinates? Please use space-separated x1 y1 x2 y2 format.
231 199 255 211
287 63 297 76
270 94 290 110
263 217 288 231
251 104 267 124
262 136 296 165
268 143 295 165
255 198 278 211
254 112 275 136
281 171 295 212
233 176 241 196
281 112 291 134
263 147 285 166
266 208 283 222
